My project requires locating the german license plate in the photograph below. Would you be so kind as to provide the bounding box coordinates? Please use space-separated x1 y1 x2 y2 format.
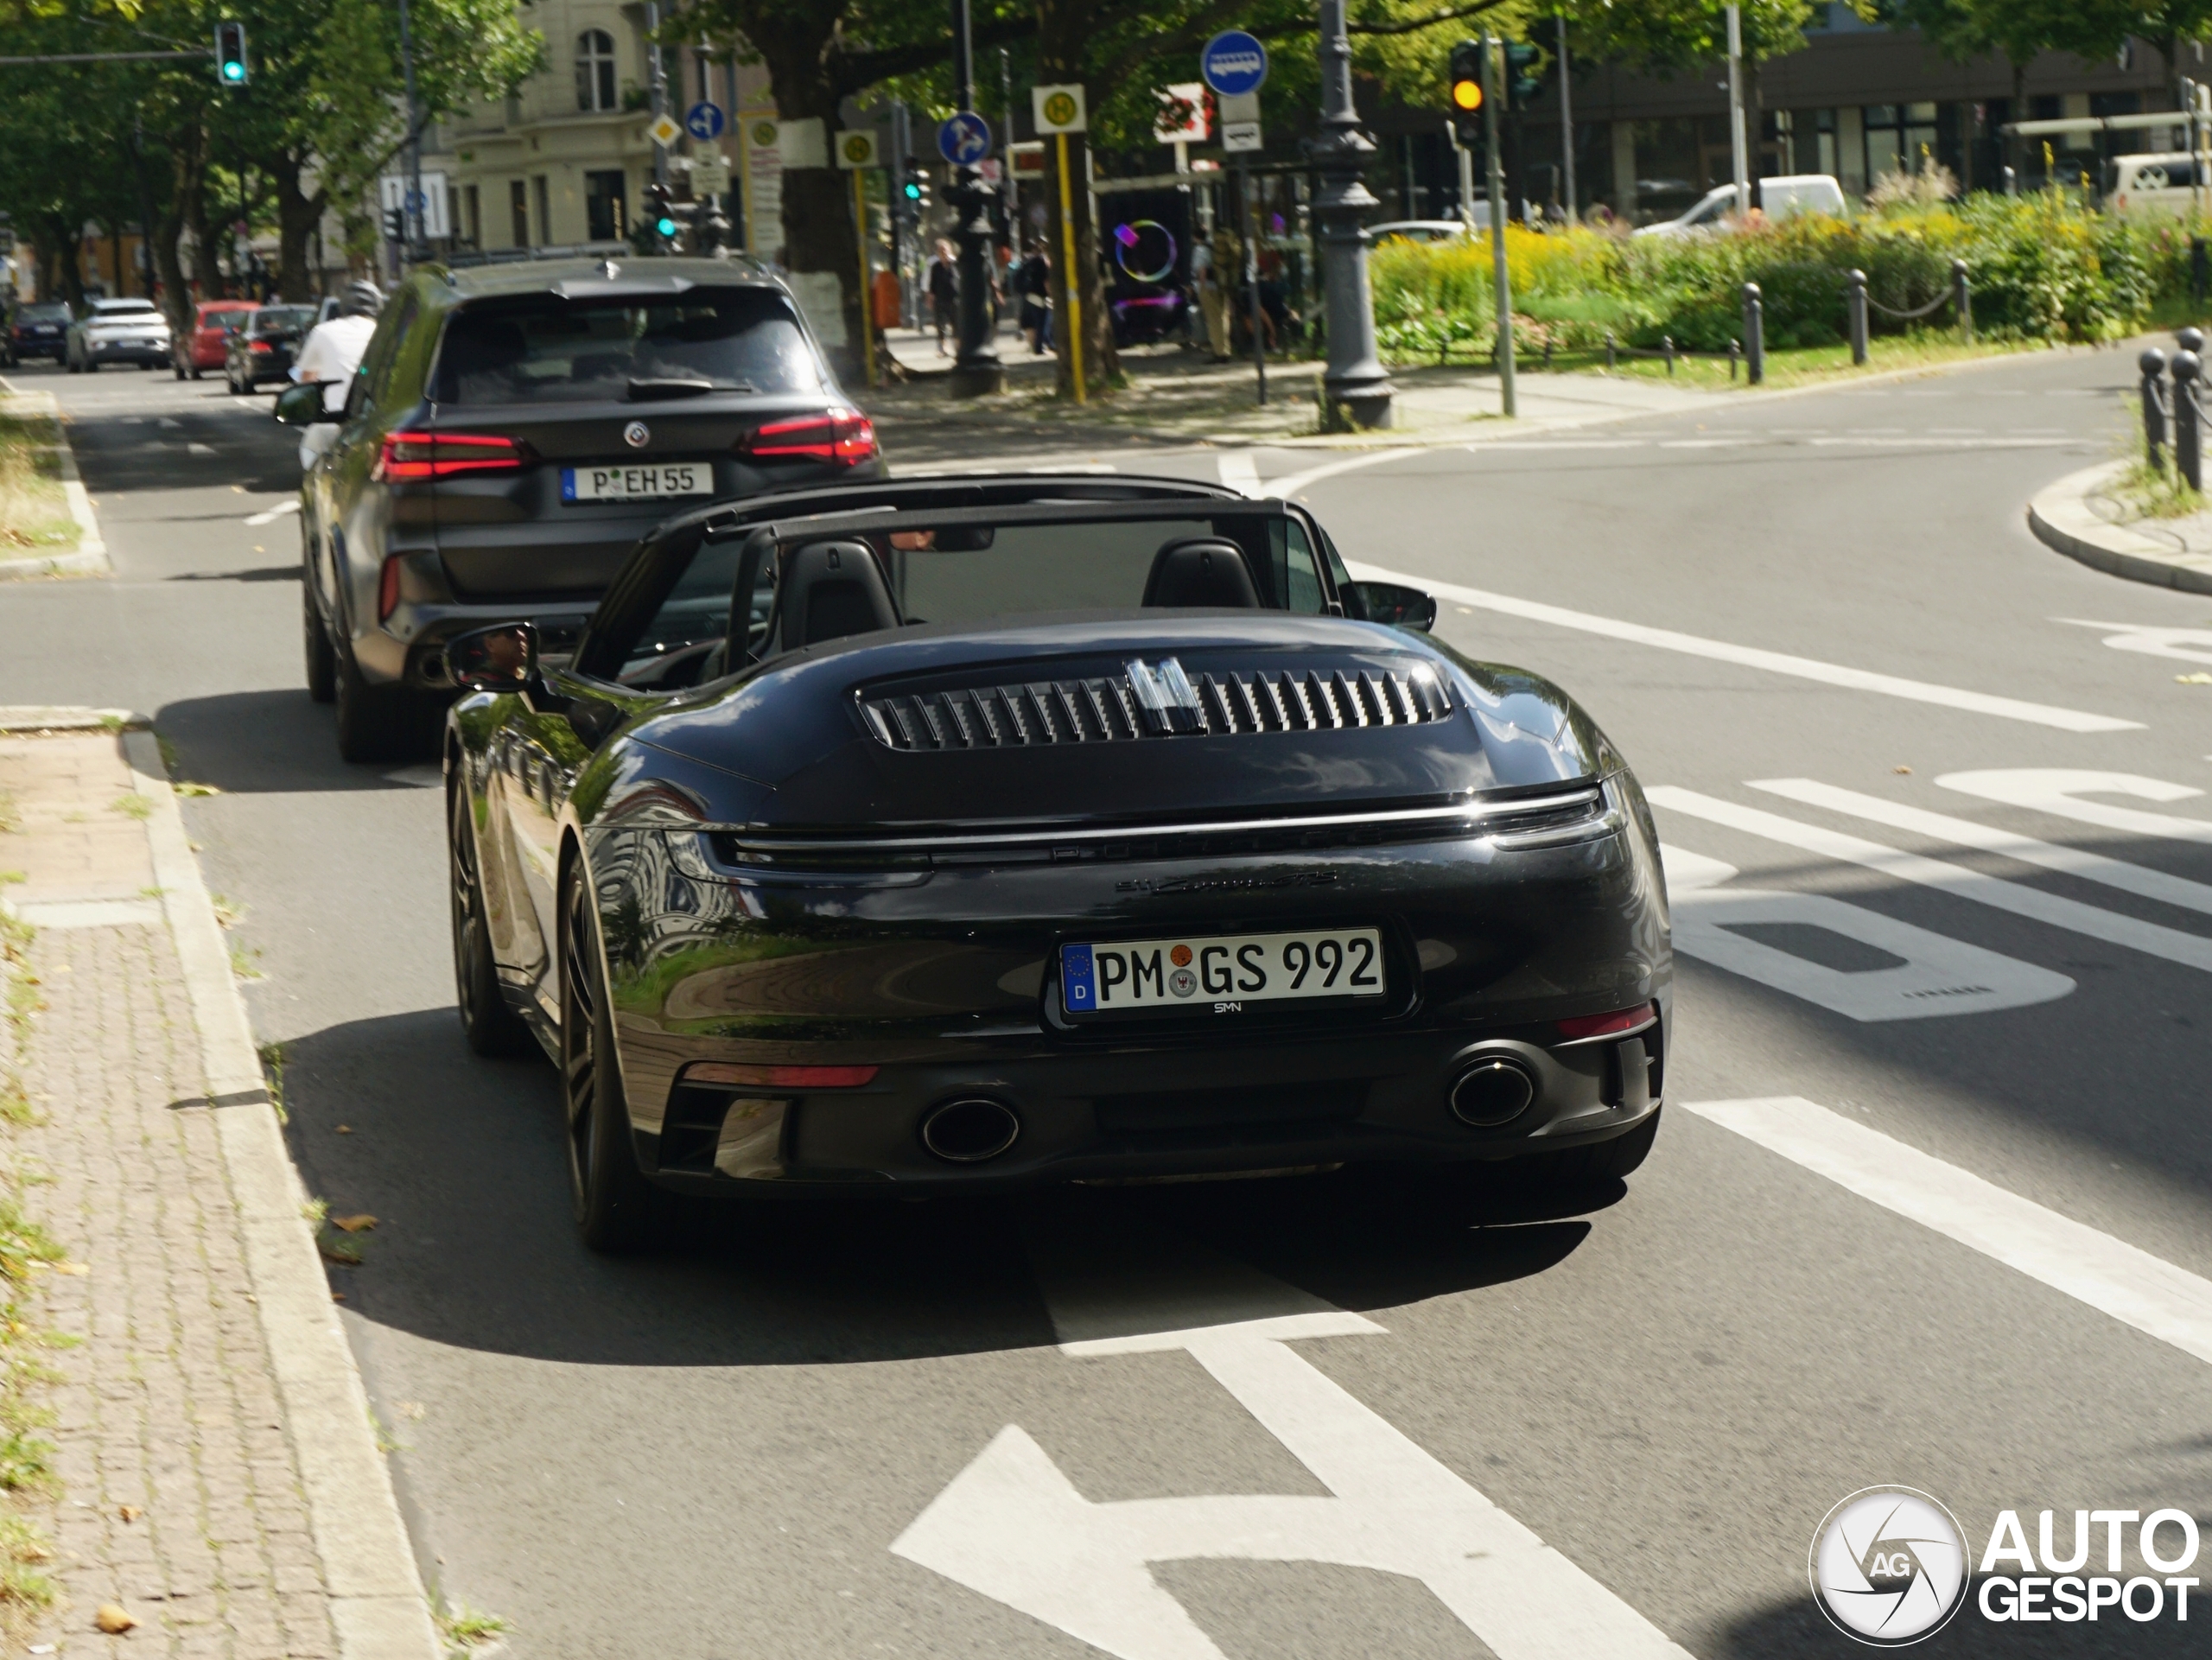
1060 927 1386 1017
562 462 709 503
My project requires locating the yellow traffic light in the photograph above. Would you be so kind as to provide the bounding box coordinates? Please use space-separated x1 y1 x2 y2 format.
1451 78 1483 112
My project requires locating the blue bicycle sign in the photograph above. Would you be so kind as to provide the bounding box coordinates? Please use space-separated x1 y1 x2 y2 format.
1200 30 1268 98
937 111 993 167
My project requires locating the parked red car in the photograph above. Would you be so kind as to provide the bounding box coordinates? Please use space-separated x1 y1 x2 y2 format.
172 301 257 379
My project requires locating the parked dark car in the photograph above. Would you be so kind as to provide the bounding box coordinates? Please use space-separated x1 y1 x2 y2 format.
435 474 1669 1250
175 300 257 378
277 255 883 762
225 303 315 391
10 301 72 363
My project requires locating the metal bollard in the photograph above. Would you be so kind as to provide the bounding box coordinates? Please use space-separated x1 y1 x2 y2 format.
1950 259 1972 342
2194 237 2209 310
1846 269 1869 366
1663 335 1675 375
1743 281 1764 385
1605 331 1617 372
2180 326 2206 356
2142 347 2171 467
1728 340 1740 381
2174 350 2203 492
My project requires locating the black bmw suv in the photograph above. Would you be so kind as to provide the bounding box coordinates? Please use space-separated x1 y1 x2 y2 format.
281 256 884 761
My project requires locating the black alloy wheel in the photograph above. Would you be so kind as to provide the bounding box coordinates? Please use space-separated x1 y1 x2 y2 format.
302 580 336 704
448 782 531 1057
560 866 664 1251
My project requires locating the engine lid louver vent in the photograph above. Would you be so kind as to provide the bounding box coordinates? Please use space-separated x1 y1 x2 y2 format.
860 659 1452 752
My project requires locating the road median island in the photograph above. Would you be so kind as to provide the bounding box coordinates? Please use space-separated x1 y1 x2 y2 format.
2026 460 2212 596
0 390 107 581
0 711 438 1659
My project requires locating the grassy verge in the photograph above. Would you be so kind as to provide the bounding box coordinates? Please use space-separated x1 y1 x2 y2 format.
0 906 63 1643
0 412 79 557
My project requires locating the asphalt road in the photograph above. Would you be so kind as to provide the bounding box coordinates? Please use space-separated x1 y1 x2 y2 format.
3 347 2209 1659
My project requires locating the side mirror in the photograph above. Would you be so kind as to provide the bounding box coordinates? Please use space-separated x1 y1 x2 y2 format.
1344 580 1437 633
447 622 538 692
273 380 340 427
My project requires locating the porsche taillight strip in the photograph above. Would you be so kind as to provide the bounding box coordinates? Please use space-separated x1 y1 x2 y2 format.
860 666 1450 751
709 784 1607 861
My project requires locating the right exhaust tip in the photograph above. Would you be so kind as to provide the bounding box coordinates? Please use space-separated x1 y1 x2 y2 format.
1450 1058 1537 1127
920 1097 1021 1162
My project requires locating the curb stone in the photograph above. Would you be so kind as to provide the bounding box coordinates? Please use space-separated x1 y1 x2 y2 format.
2025 459 2212 596
0 388 110 580
117 728 443 1660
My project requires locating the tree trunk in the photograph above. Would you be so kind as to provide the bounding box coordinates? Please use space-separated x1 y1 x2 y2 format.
37 217 86 309
1037 0 1116 398
153 126 211 330
272 150 324 303
745 18 868 385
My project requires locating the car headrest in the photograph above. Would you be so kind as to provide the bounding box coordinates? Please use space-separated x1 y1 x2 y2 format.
775 540 900 650
1142 537 1262 608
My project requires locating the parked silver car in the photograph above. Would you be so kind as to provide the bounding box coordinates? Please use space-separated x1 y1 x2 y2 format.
66 297 171 372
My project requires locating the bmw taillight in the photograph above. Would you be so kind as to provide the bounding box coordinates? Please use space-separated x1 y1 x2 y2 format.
739 409 877 466
374 430 529 482
377 555 403 623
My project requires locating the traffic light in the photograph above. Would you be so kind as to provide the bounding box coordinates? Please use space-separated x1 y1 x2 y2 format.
643 183 679 251
1503 42 1542 112
383 207 405 244
902 162 930 211
1447 41 1484 146
214 21 248 87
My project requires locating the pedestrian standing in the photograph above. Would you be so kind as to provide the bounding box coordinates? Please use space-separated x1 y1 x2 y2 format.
1198 228 1235 362
871 260 903 373
1018 240 1052 355
925 239 958 356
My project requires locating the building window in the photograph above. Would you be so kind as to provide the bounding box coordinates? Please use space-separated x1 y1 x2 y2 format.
510 179 530 247
576 29 617 114
534 175 552 245
1865 101 1938 181
585 170 627 243
463 183 481 249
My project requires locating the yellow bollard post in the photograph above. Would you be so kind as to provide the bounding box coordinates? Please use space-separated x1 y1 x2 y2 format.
1057 130 1084 404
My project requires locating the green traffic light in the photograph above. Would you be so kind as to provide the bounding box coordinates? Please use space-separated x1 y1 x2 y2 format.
222 62 244 81
657 218 677 237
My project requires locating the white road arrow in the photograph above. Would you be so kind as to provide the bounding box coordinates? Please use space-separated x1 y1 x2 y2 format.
893 1308 1689 1660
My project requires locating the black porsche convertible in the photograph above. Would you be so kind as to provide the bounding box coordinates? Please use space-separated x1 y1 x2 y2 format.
442 473 1671 1249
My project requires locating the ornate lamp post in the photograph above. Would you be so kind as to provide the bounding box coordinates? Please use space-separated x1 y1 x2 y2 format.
949 0 1006 397
1310 0 1392 429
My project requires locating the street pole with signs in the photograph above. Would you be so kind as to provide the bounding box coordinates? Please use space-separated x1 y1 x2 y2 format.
1311 0 1393 428
947 0 1006 397
1033 84 1087 404
1556 14 1577 225
838 130 880 388
1726 4 1748 219
1204 31 1269 408
397 0 423 259
647 2 670 188
1484 35 1516 417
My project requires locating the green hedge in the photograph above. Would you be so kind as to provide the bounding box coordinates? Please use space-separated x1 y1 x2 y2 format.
1370 192 2195 362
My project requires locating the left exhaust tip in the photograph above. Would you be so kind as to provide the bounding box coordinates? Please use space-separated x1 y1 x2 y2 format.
919 1097 1021 1162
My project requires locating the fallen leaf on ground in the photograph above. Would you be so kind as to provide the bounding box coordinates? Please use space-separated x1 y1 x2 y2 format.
317 1236 362 1266
118 1505 142 1523
331 1214 377 1233
53 1262 87 1275
1892 765 1911 774
94 1605 137 1634
2178 671 2212 684
331 1291 346 1302
334 1125 353 1134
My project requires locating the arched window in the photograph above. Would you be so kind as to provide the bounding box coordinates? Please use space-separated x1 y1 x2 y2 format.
575 30 617 114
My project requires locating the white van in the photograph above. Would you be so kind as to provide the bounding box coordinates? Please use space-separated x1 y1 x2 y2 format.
1633 174 1848 238
2105 153 2204 219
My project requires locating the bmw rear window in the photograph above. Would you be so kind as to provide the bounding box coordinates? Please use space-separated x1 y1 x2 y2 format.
432 288 824 405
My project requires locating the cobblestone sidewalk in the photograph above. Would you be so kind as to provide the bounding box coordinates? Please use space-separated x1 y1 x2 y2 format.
1 720 435 1659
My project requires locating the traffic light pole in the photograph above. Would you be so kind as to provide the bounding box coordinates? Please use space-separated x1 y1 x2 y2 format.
1483 34 1516 418
397 0 424 261
948 0 1005 397
1312 0 1393 429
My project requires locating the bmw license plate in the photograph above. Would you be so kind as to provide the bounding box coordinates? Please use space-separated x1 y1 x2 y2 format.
562 462 709 503
1060 927 1386 1018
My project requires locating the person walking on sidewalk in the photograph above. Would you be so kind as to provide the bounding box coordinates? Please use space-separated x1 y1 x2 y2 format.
925 239 958 356
1196 229 1234 362
1018 239 1052 355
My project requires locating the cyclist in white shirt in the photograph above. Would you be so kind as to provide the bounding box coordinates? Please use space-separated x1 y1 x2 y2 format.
292 281 383 469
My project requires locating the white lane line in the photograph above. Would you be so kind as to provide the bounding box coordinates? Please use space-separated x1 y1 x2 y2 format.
244 499 301 526
1215 450 1262 497
1351 561 2141 733
1648 786 2212 973
1809 436 2075 448
188 442 216 456
1937 768 2212 845
1746 777 2212 917
1662 844 2074 1021
2055 617 2212 665
893 1203 1693 1660
1267 447 1418 500
1685 1097 2212 1368
1467 438 1645 450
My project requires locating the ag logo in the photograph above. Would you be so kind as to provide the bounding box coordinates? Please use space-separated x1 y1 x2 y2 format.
1810 1488 1968 1645
1041 91 1077 128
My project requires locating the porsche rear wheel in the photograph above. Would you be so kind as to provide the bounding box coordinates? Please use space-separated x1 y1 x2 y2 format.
449 784 531 1057
561 865 664 1252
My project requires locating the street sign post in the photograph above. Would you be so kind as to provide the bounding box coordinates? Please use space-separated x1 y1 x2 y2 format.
684 101 725 143
1201 34 1270 405
937 111 993 168
1032 85 1089 404
837 131 881 388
